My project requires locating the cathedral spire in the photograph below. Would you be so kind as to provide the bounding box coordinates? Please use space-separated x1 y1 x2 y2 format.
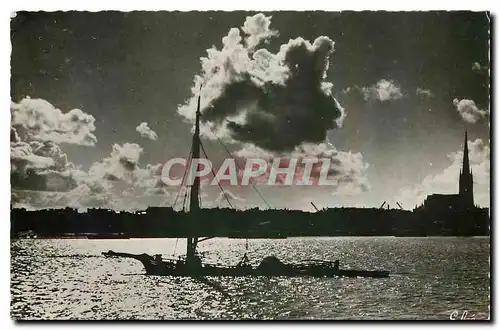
459 130 474 207
462 130 470 175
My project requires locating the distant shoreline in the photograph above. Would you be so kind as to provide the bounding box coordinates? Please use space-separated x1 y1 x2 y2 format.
10 235 490 240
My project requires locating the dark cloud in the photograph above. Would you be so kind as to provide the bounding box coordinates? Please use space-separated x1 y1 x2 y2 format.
178 13 345 152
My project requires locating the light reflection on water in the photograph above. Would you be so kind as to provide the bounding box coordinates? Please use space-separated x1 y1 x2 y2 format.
11 237 490 320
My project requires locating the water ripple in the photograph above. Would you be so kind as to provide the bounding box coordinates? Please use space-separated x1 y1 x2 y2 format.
11 237 490 320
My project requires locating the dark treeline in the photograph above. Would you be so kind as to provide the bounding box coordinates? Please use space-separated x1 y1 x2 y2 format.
11 205 490 238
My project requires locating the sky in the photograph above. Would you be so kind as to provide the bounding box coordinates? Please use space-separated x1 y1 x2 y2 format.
10 11 491 211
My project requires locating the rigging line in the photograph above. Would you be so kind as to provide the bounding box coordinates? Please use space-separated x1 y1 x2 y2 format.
172 134 195 208
174 176 191 257
173 237 179 257
185 183 192 212
170 133 195 257
171 147 194 209
169 137 195 257
198 189 202 208
198 114 271 209
174 156 192 257
199 141 234 209
182 184 189 212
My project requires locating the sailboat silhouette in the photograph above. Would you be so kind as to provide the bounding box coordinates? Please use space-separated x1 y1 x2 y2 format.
102 89 389 279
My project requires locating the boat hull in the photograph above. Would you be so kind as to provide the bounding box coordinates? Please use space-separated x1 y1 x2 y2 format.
142 265 389 278
102 251 390 278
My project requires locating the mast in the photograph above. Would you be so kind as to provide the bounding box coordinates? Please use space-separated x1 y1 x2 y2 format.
186 89 202 264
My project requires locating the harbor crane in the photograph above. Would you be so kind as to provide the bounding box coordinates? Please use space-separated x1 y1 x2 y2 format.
380 201 404 210
310 202 320 212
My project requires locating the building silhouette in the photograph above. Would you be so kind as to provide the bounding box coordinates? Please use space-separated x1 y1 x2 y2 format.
10 131 490 238
418 131 476 212
414 131 488 235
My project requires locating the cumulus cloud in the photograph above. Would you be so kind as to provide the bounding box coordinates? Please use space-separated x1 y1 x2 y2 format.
397 139 490 209
10 97 98 196
136 122 158 140
363 79 403 101
174 13 367 196
9 96 171 211
12 178 123 211
12 140 171 211
340 85 362 96
10 126 79 192
241 13 279 50
472 61 488 72
11 97 97 146
11 192 22 205
11 127 20 142
67 142 170 210
292 141 370 194
9 96 93 192
177 13 345 152
11 140 54 173
215 189 245 205
136 164 171 196
88 143 143 182
234 141 370 196
453 98 488 124
416 88 433 98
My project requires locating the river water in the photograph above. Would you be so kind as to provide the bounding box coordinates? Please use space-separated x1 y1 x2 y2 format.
10 237 490 320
